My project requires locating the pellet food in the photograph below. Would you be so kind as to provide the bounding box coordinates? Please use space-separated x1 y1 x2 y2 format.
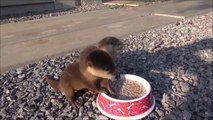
108 79 146 100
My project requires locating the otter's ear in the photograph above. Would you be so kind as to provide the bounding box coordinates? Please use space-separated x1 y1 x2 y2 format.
87 61 93 67
97 43 102 48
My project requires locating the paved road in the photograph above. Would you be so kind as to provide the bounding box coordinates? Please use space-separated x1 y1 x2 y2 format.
0 0 212 73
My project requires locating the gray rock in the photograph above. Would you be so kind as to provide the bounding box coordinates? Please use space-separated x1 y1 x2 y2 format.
149 111 159 119
92 101 96 107
205 110 213 117
68 112 76 118
53 75 59 80
0 109 7 118
182 110 192 120
172 80 179 85
34 82 40 88
165 113 176 120
18 74 25 79
63 106 72 113
78 107 84 116
16 91 25 99
179 103 189 110
82 116 89 120
87 111 93 117
60 112 74 119
10 94 18 101
32 96 43 104
156 109 165 117
37 111 45 117
6 96 12 101
22 82 29 88
179 82 190 92
5 88 10 94
175 99 184 107
98 115 109 120
161 93 172 107
84 102 91 108
181 74 189 81
17 108 25 118
75 116 83 120
16 67 24 74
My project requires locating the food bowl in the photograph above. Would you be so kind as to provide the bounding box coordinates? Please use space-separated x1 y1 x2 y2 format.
96 74 155 119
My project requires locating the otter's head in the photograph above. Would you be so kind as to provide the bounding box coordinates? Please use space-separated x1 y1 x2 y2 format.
86 50 116 79
98 36 123 54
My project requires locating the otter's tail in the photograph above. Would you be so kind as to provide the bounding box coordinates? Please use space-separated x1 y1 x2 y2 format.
45 76 60 91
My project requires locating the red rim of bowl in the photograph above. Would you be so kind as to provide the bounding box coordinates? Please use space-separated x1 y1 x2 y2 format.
97 96 155 119
101 74 151 102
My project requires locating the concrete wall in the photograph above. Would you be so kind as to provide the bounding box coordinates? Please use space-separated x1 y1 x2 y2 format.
55 0 77 10
0 0 102 16
0 0 78 16
0 0 54 6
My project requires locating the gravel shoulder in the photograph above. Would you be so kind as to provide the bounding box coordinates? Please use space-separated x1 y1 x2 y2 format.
0 12 212 120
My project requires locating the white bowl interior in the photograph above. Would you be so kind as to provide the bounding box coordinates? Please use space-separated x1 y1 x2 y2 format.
101 74 151 102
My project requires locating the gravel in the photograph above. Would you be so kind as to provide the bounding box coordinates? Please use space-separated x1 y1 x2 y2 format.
0 12 212 120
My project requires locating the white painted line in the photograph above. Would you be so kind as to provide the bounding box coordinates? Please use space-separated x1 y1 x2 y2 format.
102 2 139 7
126 3 139 7
42 29 57 34
2 35 14 39
154 13 185 19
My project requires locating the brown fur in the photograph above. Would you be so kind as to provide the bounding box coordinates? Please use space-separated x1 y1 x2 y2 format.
73 37 122 95
45 48 116 108
97 36 123 61
73 36 123 63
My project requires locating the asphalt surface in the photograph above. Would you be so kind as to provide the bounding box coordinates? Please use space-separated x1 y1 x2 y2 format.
0 0 212 73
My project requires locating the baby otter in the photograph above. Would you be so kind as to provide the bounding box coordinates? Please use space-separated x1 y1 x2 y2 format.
74 36 123 63
97 36 123 61
45 49 116 108
79 46 117 93
74 36 123 95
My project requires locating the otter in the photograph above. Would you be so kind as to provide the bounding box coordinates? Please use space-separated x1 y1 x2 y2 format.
74 36 123 63
97 36 123 61
73 36 123 96
45 48 116 108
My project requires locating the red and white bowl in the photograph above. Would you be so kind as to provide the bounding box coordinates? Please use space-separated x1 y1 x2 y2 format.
96 74 155 119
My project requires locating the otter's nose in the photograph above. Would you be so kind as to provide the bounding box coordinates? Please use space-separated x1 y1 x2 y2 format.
110 70 120 81
110 69 119 77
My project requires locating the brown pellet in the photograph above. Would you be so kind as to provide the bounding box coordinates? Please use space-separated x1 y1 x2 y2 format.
108 79 146 100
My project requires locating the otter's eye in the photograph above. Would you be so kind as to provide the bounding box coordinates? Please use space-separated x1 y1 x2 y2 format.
104 66 110 71
111 42 114 45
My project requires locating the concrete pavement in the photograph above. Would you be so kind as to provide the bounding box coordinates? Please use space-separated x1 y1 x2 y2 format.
0 0 212 73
